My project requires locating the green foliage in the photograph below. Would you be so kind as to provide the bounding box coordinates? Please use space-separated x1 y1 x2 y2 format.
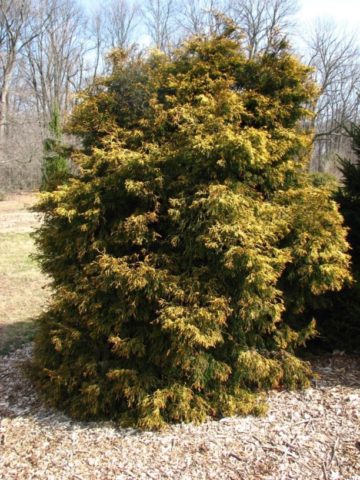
311 172 339 191
31 31 351 429
41 106 70 192
313 125 360 352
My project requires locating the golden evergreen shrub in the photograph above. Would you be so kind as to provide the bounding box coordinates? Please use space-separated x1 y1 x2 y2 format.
31 30 351 429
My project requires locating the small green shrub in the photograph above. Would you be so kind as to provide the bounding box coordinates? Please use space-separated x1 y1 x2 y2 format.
41 106 69 192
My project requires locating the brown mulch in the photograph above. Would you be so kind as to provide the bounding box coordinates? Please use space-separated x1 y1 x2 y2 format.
0 347 359 480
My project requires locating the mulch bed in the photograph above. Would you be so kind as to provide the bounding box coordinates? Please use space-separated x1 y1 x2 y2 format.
1 346 359 480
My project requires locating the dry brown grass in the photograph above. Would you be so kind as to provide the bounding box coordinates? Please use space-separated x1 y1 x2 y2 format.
0 192 48 354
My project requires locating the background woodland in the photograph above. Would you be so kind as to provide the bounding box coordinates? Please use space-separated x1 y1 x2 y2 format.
1 0 360 191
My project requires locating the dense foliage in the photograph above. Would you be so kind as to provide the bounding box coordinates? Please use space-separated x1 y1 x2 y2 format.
314 126 360 352
41 107 69 192
31 31 351 429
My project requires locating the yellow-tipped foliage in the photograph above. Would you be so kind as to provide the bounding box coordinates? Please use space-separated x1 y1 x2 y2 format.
31 31 350 429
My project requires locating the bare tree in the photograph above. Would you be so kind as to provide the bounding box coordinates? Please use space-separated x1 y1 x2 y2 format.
88 0 140 80
306 20 360 173
142 0 176 52
0 0 42 155
176 0 224 36
102 0 139 50
23 0 89 126
88 10 103 82
229 0 299 58
0 0 93 190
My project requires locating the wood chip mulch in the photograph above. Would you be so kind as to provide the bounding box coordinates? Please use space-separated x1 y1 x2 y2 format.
0 346 359 480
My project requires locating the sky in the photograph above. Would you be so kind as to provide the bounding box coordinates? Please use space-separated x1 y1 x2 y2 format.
80 0 360 44
299 0 360 27
81 0 360 25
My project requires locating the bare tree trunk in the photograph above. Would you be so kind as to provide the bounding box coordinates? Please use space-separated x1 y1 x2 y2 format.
0 0 45 164
0 53 14 145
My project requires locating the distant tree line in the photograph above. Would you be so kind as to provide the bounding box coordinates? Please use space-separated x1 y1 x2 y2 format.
1 0 360 190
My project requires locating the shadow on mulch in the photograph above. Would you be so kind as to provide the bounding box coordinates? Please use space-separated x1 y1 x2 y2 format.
0 320 38 356
309 354 360 388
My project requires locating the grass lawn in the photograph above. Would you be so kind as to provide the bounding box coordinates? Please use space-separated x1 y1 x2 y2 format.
0 194 47 354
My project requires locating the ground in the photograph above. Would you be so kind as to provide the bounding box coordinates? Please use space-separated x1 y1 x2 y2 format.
0 193 359 480
0 193 47 355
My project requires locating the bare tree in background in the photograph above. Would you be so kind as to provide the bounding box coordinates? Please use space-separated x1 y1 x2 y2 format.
0 0 42 158
176 0 224 36
142 0 176 52
23 0 89 127
89 0 139 79
0 0 92 190
102 0 139 50
306 20 360 173
229 0 299 58
1 0 360 189
89 10 104 82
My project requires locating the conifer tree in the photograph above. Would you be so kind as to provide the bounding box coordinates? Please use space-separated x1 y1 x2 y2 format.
314 125 360 351
41 105 69 191
31 29 351 429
